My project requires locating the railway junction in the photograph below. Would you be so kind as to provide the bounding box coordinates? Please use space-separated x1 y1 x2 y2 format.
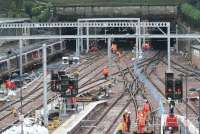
0 17 199 134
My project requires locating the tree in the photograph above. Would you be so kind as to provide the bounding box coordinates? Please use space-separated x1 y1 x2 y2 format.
15 0 24 9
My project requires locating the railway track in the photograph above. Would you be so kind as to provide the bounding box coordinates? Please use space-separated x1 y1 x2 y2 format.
0 50 159 133
0 51 109 133
85 51 158 134
86 55 136 134
143 52 199 128
0 52 102 113
159 57 198 115
0 50 134 133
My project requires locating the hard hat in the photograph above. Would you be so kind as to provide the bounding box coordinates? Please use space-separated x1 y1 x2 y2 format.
128 111 131 114
125 109 128 113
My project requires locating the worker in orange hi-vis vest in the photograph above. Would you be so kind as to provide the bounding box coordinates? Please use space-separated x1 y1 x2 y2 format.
111 43 117 54
137 110 146 134
127 111 131 132
143 100 150 120
122 116 128 132
122 110 129 132
102 66 109 79
143 100 150 113
125 111 130 132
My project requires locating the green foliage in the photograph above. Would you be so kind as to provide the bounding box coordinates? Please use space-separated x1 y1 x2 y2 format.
32 9 50 22
50 0 181 6
180 3 200 26
15 0 24 9
24 0 35 17
23 0 53 22
32 6 43 16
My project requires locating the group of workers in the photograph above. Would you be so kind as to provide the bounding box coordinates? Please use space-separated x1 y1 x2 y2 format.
101 42 123 80
116 110 131 134
136 100 151 134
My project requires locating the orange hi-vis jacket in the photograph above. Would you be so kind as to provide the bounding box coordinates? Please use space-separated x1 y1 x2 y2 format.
111 44 117 53
137 111 146 127
102 67 109 76
143 102 150 113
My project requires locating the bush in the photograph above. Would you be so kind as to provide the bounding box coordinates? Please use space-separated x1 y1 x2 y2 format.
180 3 200 27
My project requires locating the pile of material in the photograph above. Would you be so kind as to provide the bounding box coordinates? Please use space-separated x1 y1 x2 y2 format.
2 118 49 134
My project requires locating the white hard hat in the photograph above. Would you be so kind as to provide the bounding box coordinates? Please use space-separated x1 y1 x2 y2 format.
125 109 128 113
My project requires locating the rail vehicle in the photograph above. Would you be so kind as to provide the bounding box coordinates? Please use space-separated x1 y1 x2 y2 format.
163 114 180 134
133 101 154 134
0 40 65 80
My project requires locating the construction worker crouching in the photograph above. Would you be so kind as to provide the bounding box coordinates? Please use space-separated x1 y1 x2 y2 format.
116 121 124 134
12 107 17 117
102 66 109 79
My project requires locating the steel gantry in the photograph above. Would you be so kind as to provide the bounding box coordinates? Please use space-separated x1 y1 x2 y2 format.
77 18 140 54
0 20 172 69
77 18 140 84
0 18 200 127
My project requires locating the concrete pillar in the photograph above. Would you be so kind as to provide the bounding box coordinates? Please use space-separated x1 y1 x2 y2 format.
19 39 23 76
42 44 48 126
138 20 142 58
175 24 178 53
23 27 29 46
108 38 112 81
59 28 63 51
136 25 139 59
86 26 89 53
167 24 171 72
24 53 28 64
188 27 191 59
80 27 84 52
143 25 146 47
51 45 54 55
7 59 11 73
76 23 80 57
